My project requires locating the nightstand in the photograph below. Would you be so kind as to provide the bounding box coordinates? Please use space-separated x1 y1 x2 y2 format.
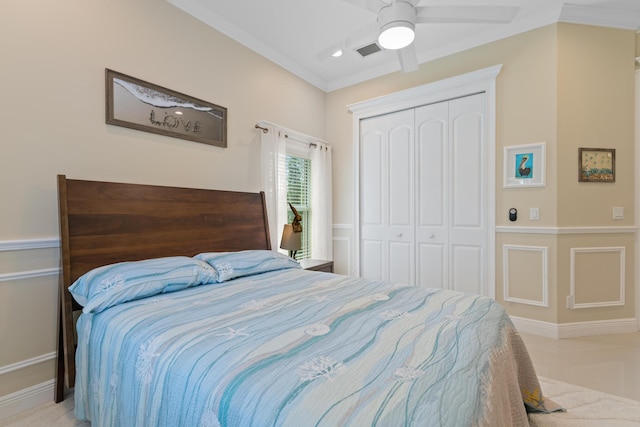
299 259 334 273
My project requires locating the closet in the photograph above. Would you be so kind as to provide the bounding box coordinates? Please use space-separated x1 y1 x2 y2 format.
359 93 490 296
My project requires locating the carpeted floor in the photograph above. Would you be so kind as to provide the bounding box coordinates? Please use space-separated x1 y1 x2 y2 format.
2 377 640 426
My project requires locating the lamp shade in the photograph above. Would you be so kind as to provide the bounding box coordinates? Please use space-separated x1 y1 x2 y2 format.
280 224 301 251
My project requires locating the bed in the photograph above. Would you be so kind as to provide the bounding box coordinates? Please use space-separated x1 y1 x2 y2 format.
54 175 561 426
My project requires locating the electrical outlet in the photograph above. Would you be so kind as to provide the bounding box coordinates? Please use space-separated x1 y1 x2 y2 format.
566 295 575 309
613 207 624 220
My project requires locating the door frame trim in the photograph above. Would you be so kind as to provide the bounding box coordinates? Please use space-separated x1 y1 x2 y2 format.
348 64 502 298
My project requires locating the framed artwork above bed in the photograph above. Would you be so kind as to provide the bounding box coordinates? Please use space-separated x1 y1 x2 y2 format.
105 69 227 147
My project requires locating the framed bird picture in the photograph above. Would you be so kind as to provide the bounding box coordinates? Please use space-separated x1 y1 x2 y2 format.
503 142 546 188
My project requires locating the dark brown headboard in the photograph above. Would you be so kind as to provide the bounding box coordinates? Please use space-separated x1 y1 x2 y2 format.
55 175 271 402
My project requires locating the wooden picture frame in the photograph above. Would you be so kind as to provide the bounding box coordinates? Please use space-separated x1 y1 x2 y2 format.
578 148 615 182
106 69 227 147
503 143 546 188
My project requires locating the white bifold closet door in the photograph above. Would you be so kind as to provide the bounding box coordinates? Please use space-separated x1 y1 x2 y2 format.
360 93 488 296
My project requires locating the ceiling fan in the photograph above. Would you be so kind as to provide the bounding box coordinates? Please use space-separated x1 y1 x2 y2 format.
318 0 521 72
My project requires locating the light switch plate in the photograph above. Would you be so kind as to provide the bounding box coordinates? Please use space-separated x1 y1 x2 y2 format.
530 208 539 220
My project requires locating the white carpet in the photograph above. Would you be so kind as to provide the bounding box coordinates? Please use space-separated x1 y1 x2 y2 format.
530 377 640 426
2 377 640 426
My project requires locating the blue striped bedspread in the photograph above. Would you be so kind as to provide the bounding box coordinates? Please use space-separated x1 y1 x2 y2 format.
74 268 559 426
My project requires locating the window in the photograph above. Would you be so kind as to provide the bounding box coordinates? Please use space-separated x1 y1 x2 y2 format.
284 146 312 260
259 121 331 262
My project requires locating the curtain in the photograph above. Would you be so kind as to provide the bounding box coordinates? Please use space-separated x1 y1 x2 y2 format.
311 142 333 260
260 125 288 251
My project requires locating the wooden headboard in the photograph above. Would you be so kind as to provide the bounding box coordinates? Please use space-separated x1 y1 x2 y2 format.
55 175 271 402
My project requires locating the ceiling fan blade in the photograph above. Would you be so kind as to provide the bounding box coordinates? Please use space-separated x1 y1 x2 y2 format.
342 0 390 14
397 44 418 73
415 6 520 24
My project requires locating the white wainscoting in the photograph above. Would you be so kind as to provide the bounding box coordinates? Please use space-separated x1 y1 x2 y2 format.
495 226 637 234
569 247 626 309
511 316 639 339
332 224 354 276
0 237 60 421
0 238 59 252
0 380 56 421
503 244 548 307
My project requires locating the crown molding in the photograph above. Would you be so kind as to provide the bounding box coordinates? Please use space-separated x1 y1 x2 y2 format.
559 3 640 30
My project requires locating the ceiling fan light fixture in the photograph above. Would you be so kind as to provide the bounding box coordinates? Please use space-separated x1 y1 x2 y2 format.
331 49 343 57
377 1 417 50
378 22 414 50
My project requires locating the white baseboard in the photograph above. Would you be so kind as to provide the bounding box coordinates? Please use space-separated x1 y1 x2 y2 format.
511 316 639 339
0 380 54 421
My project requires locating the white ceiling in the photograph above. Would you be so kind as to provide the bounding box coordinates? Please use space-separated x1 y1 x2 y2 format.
167 0 640 92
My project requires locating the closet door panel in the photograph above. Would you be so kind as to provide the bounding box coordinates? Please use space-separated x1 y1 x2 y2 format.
417 243 446 288
360 110 414 283
451 111 483 228
361 131 383 227
389 125 413 227
389 241 413 285
388 123 415 285
449 94 487 295
416 114 446 227
415 102 448 289
451 244 483 295
362 240 383 280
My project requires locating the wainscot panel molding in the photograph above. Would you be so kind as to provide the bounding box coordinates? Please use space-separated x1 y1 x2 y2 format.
331 224 353 230
332 237 352 276
0 238 59 252
569 247 626 309
0 380 55 421
332 224 354 276
495 226 637 234
0 352 56 376
0 268 59 283
511 316 638 339
503 245 548 307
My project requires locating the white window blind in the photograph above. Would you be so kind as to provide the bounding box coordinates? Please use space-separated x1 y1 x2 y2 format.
283 154 312 260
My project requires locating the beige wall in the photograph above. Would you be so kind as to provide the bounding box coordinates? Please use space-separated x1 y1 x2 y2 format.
0 0 326 400
327 24 636 326
0 1 637 406
557 24 635 227
328 25 560 226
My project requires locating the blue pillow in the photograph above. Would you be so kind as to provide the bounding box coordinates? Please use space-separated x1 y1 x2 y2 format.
194 250 301 282
69 256 218 313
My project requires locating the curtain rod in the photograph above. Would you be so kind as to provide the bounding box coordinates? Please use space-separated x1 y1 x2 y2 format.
254 121 326 147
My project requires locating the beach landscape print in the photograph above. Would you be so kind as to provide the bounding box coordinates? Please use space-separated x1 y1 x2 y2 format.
579 148 615 182
106 69 227 147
